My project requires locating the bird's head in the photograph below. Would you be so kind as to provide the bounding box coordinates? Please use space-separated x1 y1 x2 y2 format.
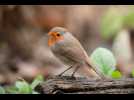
48 27 67 46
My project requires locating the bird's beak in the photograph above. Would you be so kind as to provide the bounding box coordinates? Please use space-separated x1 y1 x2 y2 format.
48 32 56 46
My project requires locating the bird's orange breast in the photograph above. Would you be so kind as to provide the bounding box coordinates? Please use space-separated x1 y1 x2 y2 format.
48 32 64 46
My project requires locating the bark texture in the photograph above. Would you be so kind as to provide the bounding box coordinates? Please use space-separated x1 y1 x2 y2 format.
35 76 134 94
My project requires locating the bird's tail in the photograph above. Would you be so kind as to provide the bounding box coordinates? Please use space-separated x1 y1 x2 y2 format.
78 65 99 78
85 57 106 79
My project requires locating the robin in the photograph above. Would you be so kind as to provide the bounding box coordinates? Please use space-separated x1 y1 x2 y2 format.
48 27 105 79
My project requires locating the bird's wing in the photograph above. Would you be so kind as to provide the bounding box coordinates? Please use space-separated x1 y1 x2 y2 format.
59 34 89 64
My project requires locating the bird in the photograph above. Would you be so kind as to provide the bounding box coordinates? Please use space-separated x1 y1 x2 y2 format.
47 27 105 79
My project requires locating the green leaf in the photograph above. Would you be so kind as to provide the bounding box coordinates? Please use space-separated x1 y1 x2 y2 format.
0 86 6 94
90 47 116 76
5 86 18 94
131 69 134 77
31 75 44 90
15 80 32 94
101 7 123 40
111 70 122 79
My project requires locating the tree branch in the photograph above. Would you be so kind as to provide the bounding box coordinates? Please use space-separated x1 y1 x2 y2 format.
35 76 134 94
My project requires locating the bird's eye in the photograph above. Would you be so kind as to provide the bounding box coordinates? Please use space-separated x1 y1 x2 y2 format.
56 33 60 37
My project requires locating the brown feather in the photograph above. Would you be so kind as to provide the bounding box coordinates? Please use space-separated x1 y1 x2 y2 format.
48 27 105 78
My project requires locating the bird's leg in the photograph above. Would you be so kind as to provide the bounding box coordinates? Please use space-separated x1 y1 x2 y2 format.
71 65 80 77
58 66 73 76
